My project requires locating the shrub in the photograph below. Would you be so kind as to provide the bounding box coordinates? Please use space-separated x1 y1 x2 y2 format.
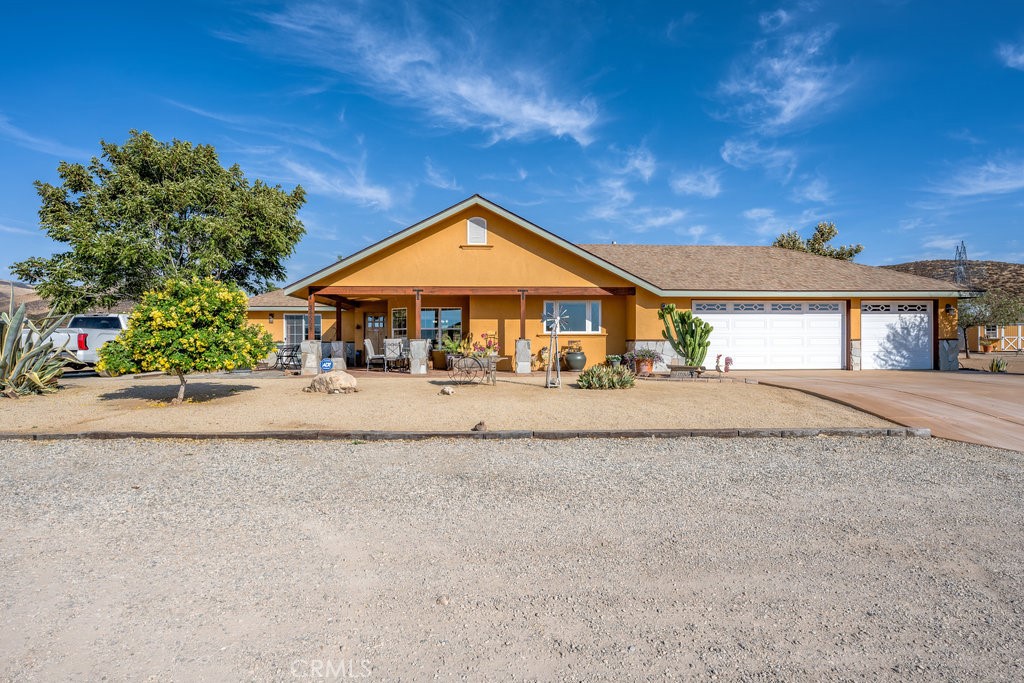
989 357 1008 373
97 277 274 403
576 364 636 390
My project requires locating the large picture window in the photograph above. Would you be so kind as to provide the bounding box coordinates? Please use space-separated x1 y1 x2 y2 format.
421 307 462 345
284 314 321 344
544 301 601 333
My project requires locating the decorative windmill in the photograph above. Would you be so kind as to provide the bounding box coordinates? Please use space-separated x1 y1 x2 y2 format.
541 308 570 388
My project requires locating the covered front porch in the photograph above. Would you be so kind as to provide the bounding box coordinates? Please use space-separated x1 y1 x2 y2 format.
301 285 634 373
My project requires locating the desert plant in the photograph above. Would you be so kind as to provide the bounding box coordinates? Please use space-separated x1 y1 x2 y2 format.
989 357 1008 373
576 364 636 390
657 304 713 367
97 277 274 403
1 302 71 397
623 348 664 364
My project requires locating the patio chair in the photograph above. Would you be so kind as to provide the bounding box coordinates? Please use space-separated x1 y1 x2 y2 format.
384 338 408 372
364 339 386 371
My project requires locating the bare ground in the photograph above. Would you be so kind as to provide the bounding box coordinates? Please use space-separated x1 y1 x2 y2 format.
0 370 893 435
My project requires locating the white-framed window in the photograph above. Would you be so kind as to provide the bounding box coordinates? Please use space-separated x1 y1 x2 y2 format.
391 308 408 337
420 307 462 344
467 216 487 244
543 301 602 333
284 314 321 344
984 324 999 338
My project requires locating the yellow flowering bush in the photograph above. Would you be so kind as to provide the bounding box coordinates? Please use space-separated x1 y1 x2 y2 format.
98 277 273 403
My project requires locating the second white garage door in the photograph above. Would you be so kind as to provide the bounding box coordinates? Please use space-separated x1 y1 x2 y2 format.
693 301 845 370
860 301 933 370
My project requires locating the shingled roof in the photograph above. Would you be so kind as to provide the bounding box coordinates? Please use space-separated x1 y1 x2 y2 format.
883 260 1024 298
579 245 971 295
248 289 332 309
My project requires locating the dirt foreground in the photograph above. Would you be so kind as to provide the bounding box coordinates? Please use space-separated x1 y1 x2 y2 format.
0 370 894 434
2 437 1022 680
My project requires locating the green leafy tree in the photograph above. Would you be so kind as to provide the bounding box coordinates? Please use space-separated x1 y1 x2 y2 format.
773 222 863 261
12 130 306 313
957 289 1024 358
97 278 274 403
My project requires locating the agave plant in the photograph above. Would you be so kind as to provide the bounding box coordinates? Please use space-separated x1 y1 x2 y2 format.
1 301 71 397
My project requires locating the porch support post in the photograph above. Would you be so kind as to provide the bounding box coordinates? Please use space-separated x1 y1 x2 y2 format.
334 302 343 342
518 289 527 340
413 289 422 339
307 293 316 340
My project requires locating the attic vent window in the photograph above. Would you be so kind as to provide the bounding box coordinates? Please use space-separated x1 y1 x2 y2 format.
467 217 487 245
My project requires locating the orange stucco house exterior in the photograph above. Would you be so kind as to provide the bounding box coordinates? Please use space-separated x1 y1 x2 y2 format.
248 195 969 372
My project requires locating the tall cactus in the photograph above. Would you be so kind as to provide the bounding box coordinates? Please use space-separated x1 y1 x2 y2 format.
657 304 713 368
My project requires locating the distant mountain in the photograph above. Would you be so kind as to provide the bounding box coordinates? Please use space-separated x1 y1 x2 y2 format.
0 280 50 318
882 260 1024 298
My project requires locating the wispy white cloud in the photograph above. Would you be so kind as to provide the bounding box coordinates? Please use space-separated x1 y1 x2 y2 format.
948 128 984 145
423 157 461 191
718 24 850 134
720 137 797 180
282 157 392 209
0 222 37 236
997 42 1024 70
921 234 966 252
758 9 791 33
791 175 831 203
0 115 90 159
931 157 1024 197
742 206 820 239
167 99 351 163
619 146 657 182
246 3 599 145
670 168 722 198
584 177 686 233
666 12 698 40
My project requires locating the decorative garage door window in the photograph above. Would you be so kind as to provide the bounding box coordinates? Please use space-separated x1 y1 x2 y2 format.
694 302 841 314
897 303 928 312
862 303 890 312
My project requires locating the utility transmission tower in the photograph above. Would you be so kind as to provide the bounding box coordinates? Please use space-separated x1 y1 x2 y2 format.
954 241 970 287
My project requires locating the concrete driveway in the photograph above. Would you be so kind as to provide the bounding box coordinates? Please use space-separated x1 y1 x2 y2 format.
735 370 1024 452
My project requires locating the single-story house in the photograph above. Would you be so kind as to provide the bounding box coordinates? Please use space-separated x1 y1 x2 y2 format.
247 195 971 371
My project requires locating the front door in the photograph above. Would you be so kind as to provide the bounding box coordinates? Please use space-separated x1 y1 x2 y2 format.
365 314 385 352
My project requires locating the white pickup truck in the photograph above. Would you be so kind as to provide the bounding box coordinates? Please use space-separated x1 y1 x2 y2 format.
50 314 130 367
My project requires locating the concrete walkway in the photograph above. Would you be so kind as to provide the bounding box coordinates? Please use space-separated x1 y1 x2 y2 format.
735 370 1024 452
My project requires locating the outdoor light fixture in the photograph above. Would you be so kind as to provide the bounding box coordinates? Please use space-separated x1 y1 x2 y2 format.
268 313 274 324
945 303 955 315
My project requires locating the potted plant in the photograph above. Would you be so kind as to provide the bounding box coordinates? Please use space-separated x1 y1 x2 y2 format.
606 354 621 368
624 348 663 375
980 337 998 353
563 340 586 371
440 334 465 369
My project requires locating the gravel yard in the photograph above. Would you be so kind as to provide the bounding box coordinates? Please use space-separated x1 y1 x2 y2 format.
2 437 1022 681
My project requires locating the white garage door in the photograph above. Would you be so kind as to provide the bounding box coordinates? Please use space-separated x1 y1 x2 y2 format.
693 301 845 370
860 302 933 370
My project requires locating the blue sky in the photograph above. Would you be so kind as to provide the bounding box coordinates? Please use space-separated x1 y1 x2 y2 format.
3 1 1024 284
